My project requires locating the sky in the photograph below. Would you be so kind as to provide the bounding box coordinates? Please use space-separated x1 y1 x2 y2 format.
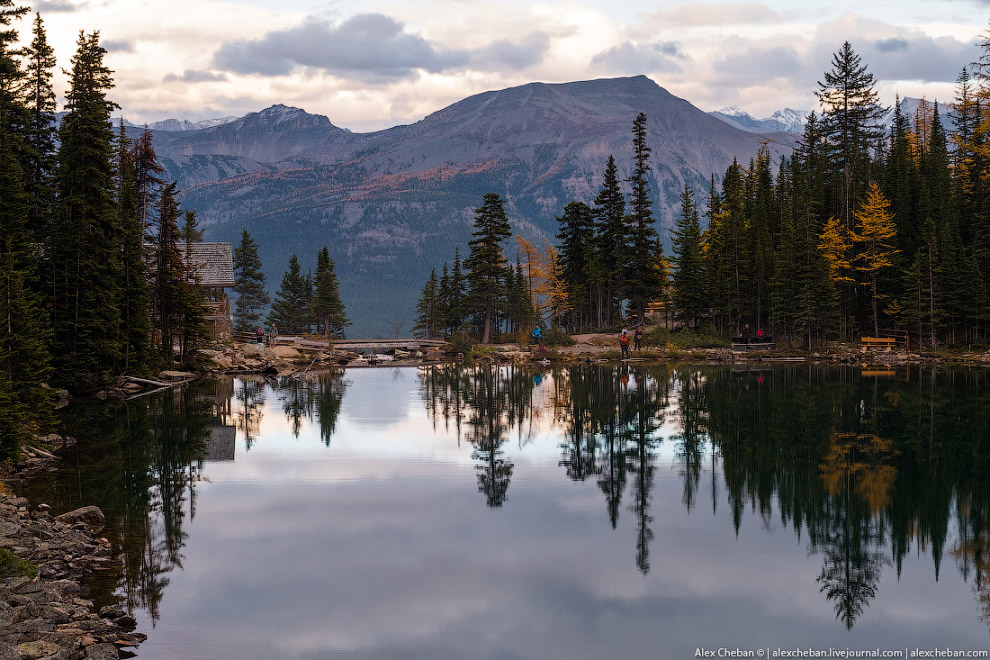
15 0 989 132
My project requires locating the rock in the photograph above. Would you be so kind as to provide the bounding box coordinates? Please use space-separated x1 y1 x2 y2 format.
0 642 17 660
241 343 266 358
15 640 60 659
53 507 105 534
9 498 29 509
271 346 300 358
85 644 120 660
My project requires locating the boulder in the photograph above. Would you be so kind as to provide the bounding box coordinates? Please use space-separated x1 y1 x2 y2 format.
54 507 105 534
241 343 266 358
271 346 301 359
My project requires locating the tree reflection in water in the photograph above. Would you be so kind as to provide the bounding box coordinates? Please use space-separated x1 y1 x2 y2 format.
19 365 990 634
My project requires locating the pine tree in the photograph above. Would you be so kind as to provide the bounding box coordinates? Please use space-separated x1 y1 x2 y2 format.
268 254 310 335
116 121 151 374
20 12 57 246
0 126 51 458
312 246 349 340
816 41 885 228
593 155 626 325
465 193 512 343
51 31 123 391
623 112 662 323
672 185 705 327
232 229 269 333
151 182 187 363
412 269 440 340
132 126 164 240
556 201 595 331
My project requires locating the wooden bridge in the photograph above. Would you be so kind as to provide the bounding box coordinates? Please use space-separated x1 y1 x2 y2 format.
232 332 447 352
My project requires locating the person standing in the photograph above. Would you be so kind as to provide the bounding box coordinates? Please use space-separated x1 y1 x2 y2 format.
255 325 265 344
619 331 629 359
268 323 279 347
633 327 643 351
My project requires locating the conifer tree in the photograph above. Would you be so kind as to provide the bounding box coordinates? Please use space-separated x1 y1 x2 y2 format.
852 182 899 336
116 121 151 373
20 12 56 245
0 128 51 457
132 126 164 239
465 193 512 343
672 185 705 328
151 182 187 363
413 269 440 340
556 201 596 331
623 112 662 323
816 41 885 228
232 229 269 333
312 246 349 340
268 254 310 335
593 155 626 325
51 31 123 391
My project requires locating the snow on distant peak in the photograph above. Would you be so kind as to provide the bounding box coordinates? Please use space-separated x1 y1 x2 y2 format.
715 105 751 118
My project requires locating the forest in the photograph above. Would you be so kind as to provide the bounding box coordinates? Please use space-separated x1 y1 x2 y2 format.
414 39 990 354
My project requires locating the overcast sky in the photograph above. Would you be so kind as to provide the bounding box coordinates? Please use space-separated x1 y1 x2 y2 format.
16 0 989 131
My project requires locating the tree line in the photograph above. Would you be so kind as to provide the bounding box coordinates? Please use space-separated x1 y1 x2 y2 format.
232 237 349 339
0 6 210 459
416 38 990 350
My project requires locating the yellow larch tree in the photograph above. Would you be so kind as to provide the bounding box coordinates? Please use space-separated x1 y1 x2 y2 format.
852 182 900 336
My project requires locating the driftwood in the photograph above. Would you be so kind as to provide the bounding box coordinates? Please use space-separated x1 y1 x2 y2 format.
123 385 172 401
122 376 172 388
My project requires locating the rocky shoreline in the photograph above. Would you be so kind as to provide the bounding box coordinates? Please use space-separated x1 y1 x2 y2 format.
0 491 144 660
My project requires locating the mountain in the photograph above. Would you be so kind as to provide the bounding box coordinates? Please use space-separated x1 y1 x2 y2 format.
147 76 797 336
709 106 809 133
711 97 960 135
124 116 239 132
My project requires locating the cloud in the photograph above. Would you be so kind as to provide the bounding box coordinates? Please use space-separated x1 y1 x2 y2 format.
163 69 228 83
712 45 804 85
212 13 549 82
591 41 686 74
875 38 909 52
35 0 80 12
470 32 550 71
102 39 134 53
644 2 784 28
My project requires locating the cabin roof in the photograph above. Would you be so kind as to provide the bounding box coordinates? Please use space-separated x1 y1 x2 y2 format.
182 243 235 287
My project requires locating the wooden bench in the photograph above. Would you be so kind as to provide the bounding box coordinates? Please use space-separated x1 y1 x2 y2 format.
861 337 897 352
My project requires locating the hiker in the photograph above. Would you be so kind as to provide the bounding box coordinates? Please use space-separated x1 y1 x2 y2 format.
620 331 629 359
756 327 765 340
268 323 278 347
742 324 751 342
255 325 265 344
621 326 629 338
634 327 643 351
532 326 545 352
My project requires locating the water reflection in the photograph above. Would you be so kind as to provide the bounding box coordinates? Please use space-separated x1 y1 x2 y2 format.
16 365 990 653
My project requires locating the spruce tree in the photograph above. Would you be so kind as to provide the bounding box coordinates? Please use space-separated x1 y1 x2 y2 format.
116 121 151 374
816 41 885 228
672 185 705 328
312 246 349 340
413 269 440 340
593 155 626 325
232 229 269 333
51 31 123 391
556 201 595 331
465 193 512 343
0 130 51 457
268 254 310 335
623 113 662 323
152 182 187 363
20 12 57 246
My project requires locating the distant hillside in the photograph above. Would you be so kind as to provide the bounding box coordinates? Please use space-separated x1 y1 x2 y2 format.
146 76 797 336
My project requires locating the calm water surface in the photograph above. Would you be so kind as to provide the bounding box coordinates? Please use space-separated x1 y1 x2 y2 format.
17 365 990 659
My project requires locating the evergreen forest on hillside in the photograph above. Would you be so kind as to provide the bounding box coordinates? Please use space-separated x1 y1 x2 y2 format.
415 40 990 353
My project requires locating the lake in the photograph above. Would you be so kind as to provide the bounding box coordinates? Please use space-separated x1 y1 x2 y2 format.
17 364 990 659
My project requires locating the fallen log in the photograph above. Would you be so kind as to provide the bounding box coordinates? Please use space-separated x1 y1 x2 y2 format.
122 375 172 388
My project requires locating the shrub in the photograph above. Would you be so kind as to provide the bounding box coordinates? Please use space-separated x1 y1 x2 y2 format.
0 549 38 579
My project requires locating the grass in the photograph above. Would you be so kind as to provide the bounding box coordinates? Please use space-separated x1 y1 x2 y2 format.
0 548 38 579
